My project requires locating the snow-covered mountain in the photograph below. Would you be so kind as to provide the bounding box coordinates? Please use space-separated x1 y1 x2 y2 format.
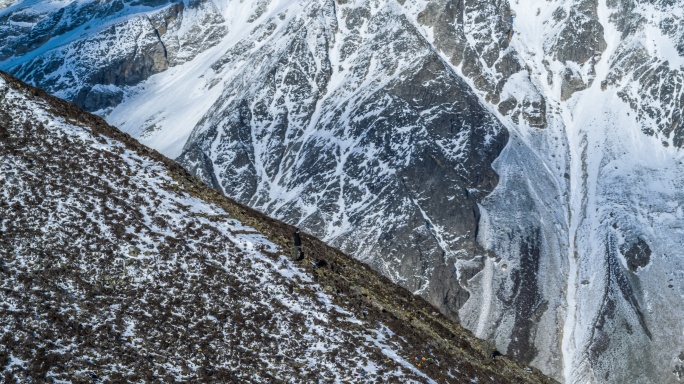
2 0 684 383
0 71 555 383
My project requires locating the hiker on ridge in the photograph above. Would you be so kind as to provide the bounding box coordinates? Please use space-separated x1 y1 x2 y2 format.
293 228 303 260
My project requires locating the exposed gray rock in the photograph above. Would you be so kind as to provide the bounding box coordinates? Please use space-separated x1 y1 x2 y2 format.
552 0 607 65
603 0 684 147
0 0 228 111
9 15 169 111
561 67 587 101
417 0 544 127
522 97 547 128
620 236 651 272
498 97 518 117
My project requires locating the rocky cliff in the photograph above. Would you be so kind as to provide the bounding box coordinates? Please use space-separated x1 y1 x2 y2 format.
2 1 684 383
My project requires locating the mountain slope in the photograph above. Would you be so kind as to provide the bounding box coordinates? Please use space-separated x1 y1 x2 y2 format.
0 1 511 327
3 1 684 383
0 71 554 383
483 2 684 383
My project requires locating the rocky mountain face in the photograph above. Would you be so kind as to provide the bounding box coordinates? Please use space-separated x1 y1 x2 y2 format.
0 71 556 383
2 0 684 383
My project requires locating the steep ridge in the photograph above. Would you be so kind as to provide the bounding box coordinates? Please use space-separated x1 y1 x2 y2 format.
0 71 555 383
3 1 684 383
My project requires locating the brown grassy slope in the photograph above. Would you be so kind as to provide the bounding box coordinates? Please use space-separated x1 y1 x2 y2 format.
0 70 556 383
